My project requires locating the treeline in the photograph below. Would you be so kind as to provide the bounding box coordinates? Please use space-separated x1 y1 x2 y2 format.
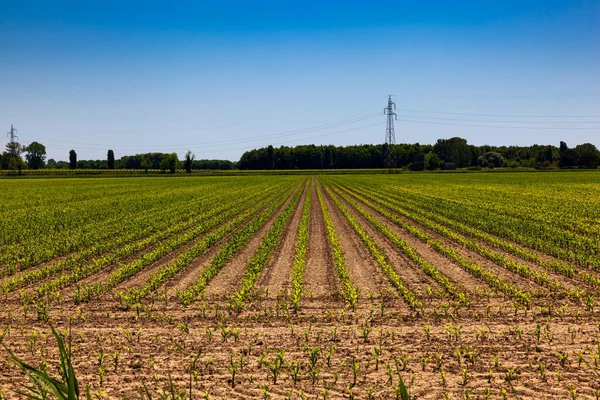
238 138 600 170
2 145 235 172
3 137 599 173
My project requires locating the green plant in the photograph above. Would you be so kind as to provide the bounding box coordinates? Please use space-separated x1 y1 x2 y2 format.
2 325 89 400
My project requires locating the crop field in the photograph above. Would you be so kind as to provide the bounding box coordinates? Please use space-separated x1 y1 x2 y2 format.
1 172 600 399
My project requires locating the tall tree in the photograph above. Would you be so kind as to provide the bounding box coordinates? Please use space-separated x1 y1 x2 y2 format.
5 141 22 158
24 142 46 170
184 150 195 173
2 141 24 171
69 150 77 169
107 149 115 169
267 145 275 170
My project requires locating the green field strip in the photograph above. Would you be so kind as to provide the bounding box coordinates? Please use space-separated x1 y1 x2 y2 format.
375 183 600 269
2 184 279 297
333 180 597 305
72 182 296 304
0 180 269 274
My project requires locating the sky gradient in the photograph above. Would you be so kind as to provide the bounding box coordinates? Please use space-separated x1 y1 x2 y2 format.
1 0 599 162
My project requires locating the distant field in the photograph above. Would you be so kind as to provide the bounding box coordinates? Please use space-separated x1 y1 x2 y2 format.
1 171 600 399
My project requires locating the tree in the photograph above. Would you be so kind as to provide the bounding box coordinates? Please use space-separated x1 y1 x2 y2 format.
69 150 77 169
5 141 22 158
184 150 195 173
140 158 150 173
107 149 115 169
425 152 442 170
478 151 505 168
160 153 179 173
267 145 275 170
8 156 27 174
24 142 46 170
574 143 600 168
2 141 24 171
558 142 577 168
433 137 471 168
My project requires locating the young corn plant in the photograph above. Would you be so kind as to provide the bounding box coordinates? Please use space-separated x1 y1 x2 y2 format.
2 325 90 400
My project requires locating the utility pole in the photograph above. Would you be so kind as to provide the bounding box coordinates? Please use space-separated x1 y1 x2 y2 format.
6 124 18 143
384 96 397 172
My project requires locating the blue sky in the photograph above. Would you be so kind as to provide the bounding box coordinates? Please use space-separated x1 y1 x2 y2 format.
1 0 599 162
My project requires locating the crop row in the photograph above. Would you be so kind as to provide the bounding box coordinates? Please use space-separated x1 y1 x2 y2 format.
346 182 600 295
323 184 423 311
0 184 259 278
316 184 359 310
1 186 266 298
385 185 600 269
0 178 279 272
115 185 299 307
289 181 312 311
175 180 304 306
74 183 294 305
339 176 600 269
337 182 592 304
229 184 306 312
326 182 470 306
328 180 532 307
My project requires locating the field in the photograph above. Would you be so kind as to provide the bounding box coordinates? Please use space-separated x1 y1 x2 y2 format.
1 171 600 399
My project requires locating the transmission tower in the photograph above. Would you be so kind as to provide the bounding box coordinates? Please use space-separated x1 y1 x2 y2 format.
6 124 18 143
384 95 397 172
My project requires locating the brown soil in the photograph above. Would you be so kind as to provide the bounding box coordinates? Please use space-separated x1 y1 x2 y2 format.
302 179 339 301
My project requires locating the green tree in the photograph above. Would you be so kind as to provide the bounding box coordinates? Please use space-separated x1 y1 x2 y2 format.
574 143 600 168
24 141 46 170
160 153 179 173
558 141 578 168
8 156 27 174
2 141 25 172
184 150 195 173
425 152 442 170
69 149 77 169
478 151 505 168
433 137 471 168
107 149 115 169
5 141 22 158
140 158 150 173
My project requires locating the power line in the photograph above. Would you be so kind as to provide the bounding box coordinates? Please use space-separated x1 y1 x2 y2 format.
19 113 382 150
396 108 600 118
39 121 386 155
393 93 600 99
397 118 599 130
395 114 600 124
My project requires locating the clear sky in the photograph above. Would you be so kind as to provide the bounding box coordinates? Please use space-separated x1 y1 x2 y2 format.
1 0 599 162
